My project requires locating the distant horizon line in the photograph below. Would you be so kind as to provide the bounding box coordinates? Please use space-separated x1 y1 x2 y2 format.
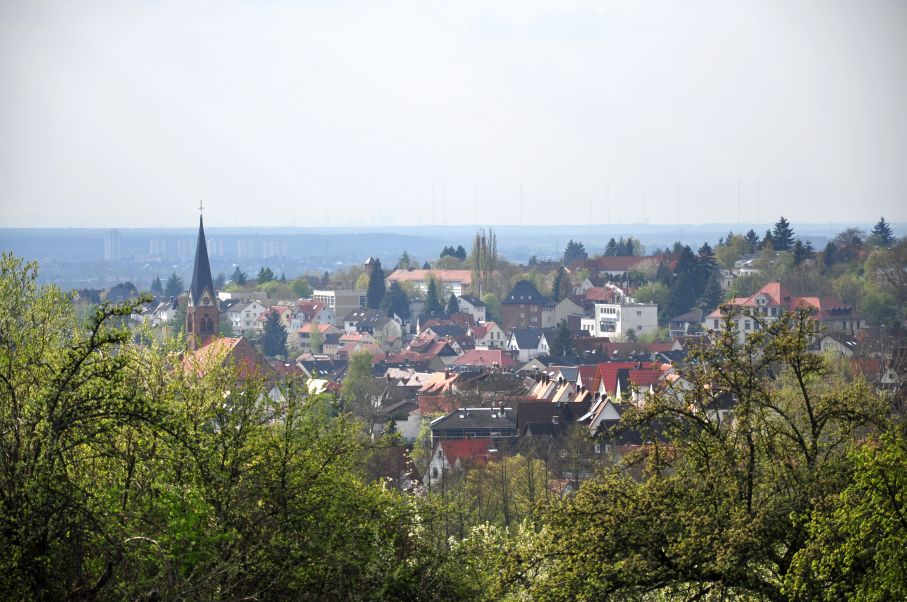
1 220 902 232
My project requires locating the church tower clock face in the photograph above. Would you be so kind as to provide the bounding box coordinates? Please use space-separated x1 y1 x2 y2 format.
202 295 210 305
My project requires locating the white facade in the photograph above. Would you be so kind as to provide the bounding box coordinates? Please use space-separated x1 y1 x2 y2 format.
228 301 267 335
589 299 658 339
457 296 486 323
312 289 367 326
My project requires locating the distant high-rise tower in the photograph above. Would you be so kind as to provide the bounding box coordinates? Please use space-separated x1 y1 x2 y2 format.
186 215 219 348
104 229 121 261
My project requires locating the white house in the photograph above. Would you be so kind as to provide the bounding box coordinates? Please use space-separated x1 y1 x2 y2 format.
506 328 550 362
471 321 507 349
588 297 658 339
457 295 486 323
227 300 267 336
312 289 367 326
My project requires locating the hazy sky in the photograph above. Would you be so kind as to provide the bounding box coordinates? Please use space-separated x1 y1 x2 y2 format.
1 0 905 228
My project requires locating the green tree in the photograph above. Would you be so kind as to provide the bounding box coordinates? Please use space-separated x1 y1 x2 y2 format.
562 239 588 265
261 310 287 357
772 216 795 251
257 266 275 284
0 254 157 599
231 266 247 286
698 272 724 311
789 425 907 601
868 216 895 248
481 293 502 323
308 322 323 353
341 351 376 419
470 229 497 297
382 280 411 319
366 260 386 309
446 293 460 315
150 275 164 296
502 308 888 601
425 277 444 315
291 277 313 299
551 267 571 302
397 250 413 269
164 271 184 298
744 229 761 253
549 319 573 357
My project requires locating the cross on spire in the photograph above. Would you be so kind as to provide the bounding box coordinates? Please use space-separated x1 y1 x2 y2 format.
198 199 204 214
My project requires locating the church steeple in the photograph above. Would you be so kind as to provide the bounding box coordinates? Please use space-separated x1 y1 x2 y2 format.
189 215 215 307
186 211 219 348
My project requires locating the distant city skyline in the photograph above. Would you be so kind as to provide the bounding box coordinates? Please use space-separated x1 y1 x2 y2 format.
2 0 905 228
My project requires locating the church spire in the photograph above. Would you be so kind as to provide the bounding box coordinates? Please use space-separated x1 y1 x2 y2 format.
189 214 215 307
186 211 219 348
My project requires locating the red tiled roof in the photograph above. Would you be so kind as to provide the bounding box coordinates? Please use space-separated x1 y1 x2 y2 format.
451 349 516 368
387 269 473 285
438 438 494 466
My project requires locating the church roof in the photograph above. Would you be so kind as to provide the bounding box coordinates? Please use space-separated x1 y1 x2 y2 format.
190 215 215 305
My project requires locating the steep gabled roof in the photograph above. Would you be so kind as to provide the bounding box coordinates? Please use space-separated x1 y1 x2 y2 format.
503 280 551 305
189 215 215 305
510 327 547 350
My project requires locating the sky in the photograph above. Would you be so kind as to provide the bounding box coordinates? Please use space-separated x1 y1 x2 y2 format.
1 0 905 228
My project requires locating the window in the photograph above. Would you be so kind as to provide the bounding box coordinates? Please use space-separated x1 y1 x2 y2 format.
714 319 719 328
745 320 751 330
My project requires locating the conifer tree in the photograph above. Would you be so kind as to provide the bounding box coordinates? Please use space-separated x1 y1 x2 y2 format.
425 278 444 314
366 260 385 309
231 266 247 286
446 293 459 315
164 272 184 298
150 275 164 296
868 217 895 248
772 216 795 251
261 310 287 357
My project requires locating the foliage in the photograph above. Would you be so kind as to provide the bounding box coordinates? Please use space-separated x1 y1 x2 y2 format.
150 275 163 296
164 271 184 298
500 309 890 601
341 351 380 431
481 293 501 323
382 281 411 319
441 245 467 261
551 267 571 302
787 425 907 601
291 276 313 299
549 319 573 357
562 239 588 265
424 277 444 315
446 293 460 315
261 309 288 357
604 236 642 256
257 266 275 284
772 216 795 251
868 217 895 248
470 229 497 297
397 250 413 269
230 266 247 286
366 259 386 309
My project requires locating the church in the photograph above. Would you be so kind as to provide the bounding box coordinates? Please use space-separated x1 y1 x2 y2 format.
184 212 273 381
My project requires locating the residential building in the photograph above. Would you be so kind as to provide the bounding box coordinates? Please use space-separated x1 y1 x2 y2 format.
430 407 517 441
471 321 507 349
507 327 550 362
585 297 658 339
501 280 555 332
386 269 473 297
704 282 865 344
312 289 367 326
457 294 486 322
